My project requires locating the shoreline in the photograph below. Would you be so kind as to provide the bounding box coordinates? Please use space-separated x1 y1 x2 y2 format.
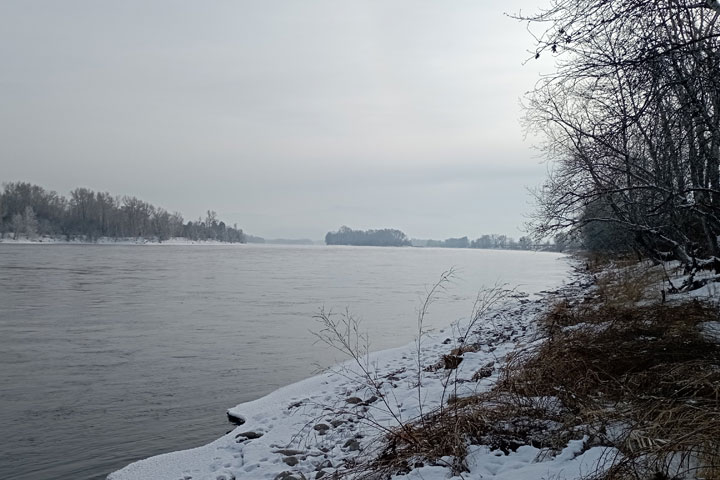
0 238 567 255
108 269 610 480
0 236 247 246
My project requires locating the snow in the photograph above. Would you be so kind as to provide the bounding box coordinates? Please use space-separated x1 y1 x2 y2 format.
108 272 614 480
410 439 610 480
0 236 245 246
687 279 720 299
700 321 720 341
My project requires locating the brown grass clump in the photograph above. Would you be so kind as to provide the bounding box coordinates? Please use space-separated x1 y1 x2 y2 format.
423 344 480 371
366 264 720 480
507 302 718 398
582 252 641 273
366 393 573 477
503 299 720 480
591 261 667 307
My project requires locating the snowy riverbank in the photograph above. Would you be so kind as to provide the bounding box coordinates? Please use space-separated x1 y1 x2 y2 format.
108 270 615 480
0 236 245 246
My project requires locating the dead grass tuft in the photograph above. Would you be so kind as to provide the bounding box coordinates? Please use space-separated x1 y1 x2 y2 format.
365 393 573 478
504 299 720 480
365 264 720 480
596 267 664 306
423 343 480 371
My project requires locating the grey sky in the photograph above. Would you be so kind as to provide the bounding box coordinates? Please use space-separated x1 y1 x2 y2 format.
0 1 551 240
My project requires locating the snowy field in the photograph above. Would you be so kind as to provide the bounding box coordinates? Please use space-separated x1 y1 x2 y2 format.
0 236 244 245
109 274 615 480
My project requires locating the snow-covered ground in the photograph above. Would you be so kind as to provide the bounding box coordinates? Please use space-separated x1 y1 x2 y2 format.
109 272 616 480
0 236 244 245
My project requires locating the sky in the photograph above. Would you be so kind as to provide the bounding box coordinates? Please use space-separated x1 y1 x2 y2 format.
0 1 553 240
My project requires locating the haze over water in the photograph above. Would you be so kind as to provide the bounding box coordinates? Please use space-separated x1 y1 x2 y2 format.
0 244 569 480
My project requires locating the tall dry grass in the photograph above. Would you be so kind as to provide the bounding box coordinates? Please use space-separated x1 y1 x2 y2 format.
364 261 720 480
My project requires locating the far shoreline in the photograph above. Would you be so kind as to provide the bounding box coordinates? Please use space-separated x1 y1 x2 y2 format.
0 236 248 246
0 237 567 254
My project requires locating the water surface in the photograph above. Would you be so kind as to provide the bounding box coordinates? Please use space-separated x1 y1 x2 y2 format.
0 244 569 479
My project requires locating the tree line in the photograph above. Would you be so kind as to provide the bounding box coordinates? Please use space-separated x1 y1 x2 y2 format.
415 235 548 250
325 226 411 247
325 228 564 251
0 182 246 243
516 0 720 266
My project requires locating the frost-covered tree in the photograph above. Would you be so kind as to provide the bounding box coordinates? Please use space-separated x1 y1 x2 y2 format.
23 206 38 239
11 213 23 240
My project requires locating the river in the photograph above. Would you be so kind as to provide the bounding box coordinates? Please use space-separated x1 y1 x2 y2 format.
0 244 569 479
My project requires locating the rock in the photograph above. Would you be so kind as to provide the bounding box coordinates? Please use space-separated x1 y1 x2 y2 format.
450 344 478 355
274 449 305 456
313 423 330 433
315 471 325 479
442 354 463 369
283 456 299 466
330 419 344 428
316 459 333 469
364 395 378 405
343 439 361 451
345 396 363 404
274 472 306 480
226 412 245 425
472 361 495 381
235 431 263 441
442 338 452 344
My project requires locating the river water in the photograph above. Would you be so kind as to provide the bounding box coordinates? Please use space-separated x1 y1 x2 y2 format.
0 244 569 480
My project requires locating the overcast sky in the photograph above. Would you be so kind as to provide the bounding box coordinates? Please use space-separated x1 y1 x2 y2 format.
0 1 552 240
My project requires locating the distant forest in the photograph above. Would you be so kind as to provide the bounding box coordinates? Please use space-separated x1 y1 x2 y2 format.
325 226 411 247
245 235 315 245
414 234 562 251
0 182 246 242
324 227 568 251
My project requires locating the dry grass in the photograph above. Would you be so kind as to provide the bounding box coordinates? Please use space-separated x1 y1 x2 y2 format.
363 260 720 480
510 295 720 479
592 260 668 306
364 393 572 477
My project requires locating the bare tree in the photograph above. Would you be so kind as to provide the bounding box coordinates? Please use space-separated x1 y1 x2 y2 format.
23 206 38 239
0 182 246 243
518 0 720 266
